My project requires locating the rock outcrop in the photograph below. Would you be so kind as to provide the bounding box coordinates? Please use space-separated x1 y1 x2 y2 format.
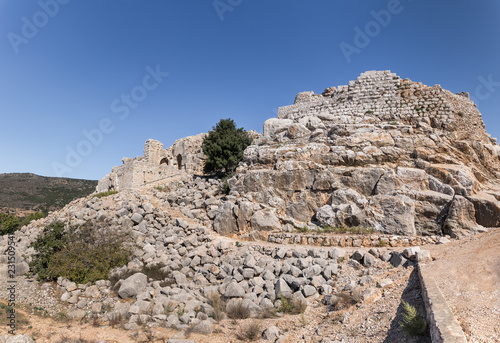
223 70 500 238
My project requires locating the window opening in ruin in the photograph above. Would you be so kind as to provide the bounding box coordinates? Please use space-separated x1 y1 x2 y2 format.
177 154 182 170
160 158 168 165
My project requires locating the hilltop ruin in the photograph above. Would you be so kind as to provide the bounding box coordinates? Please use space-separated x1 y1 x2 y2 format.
97 133 206 191
97 70 500 238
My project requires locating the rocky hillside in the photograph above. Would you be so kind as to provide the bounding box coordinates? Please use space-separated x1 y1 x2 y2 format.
226 70 500 238
0 176 433 342
0 173 97 216
1 70 500 342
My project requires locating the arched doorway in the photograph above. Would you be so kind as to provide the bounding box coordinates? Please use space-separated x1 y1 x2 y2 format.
176 154 182 170
160 158 168 165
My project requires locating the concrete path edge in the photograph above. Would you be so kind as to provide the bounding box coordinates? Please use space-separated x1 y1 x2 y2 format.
418 264 468 343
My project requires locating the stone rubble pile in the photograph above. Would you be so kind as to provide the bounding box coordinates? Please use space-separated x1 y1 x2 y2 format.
0 174 429 337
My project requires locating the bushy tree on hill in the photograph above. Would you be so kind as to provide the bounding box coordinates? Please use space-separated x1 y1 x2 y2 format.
202 118 253 177
0 211 46 235
30 221 132 284
0 213 19 235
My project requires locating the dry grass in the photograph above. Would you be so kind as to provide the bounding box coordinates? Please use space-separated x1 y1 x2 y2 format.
330 292 358 311
108 311 127 328
226 300 250 320
236 320 262 341
208 293 226 322
258 307 278 319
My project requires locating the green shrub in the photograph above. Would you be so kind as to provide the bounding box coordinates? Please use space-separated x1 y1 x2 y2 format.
91 190 118 198
30 221 132 284
20 212 46 227
29 221 66 280
202 118 253 177
316 224 374 235
142 263 175 287
399 300 428 336
221 180 230 194
0 213 20 235
296 226 310 233
278 295 307 314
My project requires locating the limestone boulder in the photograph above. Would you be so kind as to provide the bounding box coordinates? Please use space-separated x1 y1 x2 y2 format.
263 118 294 139
213 202 238 235
444 196 480 237
251 210 281 231
118 273 148 299
286 123 310 139
370 195 416 235
468 193 500 227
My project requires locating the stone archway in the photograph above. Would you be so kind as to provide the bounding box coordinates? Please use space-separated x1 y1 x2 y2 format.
176 154 182 170
160 158 169 165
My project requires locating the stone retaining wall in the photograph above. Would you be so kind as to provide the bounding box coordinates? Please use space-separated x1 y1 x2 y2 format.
268 232 442 247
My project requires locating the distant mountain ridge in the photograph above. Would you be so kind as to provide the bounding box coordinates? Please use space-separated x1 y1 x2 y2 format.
0 173 97 216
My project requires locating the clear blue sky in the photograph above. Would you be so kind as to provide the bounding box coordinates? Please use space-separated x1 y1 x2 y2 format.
1 0 499 180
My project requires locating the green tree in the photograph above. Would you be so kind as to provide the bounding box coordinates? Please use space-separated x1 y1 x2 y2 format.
0 213 19 235
202 118 253 176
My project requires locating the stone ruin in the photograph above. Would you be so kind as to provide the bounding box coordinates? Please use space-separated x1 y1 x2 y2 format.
225 70 500 238
97 70 500 238
97 133 206 192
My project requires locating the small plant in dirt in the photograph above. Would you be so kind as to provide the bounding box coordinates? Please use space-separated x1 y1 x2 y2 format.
278 295 307 314
296 226 310 233
220 179 231 195
91 190 118 198
298 312 308 326
236 320 262 341
0 301 29 329
109 312 127 329
30 221 132 284
399 300 428 336
378 238 387 247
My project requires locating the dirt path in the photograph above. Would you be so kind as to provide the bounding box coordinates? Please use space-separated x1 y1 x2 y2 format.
425 229 500 342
